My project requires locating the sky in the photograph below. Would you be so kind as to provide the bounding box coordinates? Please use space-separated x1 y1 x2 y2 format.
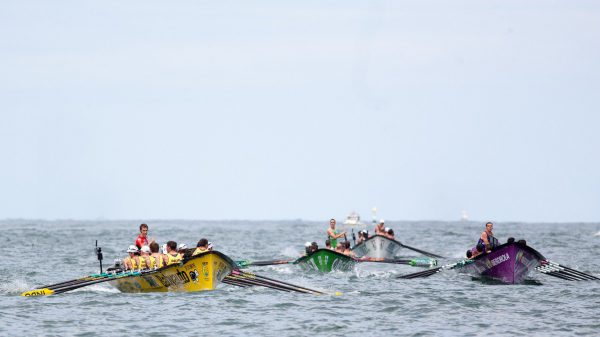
1 1 599 222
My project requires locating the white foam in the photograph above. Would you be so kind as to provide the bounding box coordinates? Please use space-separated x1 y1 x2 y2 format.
0 279 33 294
594 231 600 237
281 247 300 258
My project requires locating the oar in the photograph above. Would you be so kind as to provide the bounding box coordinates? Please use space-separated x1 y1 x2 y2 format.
226 274 295 293
232 269 332 295
358 258 437 267
397 259 473 279
235 259 294 268
536 260 600 281
397 242 444 259
231 270 316 294
22 271 142 297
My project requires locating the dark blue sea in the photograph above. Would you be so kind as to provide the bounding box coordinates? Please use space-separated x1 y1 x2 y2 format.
1 220 599 336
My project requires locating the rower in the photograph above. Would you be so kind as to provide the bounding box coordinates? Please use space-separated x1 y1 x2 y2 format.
375 219 386 236
342 241 355 257
304 242 312 255
356 230 369 244
335 242 345 253
135 223 155 250
149 242 165 269
164 241 182 266
386 228 395 240
123 245 140 270
207 242 214 251
326 218 346 249
325 239 332 250
310 241 318 253
477 222 499 253
139 245 156 270
193 238 209 256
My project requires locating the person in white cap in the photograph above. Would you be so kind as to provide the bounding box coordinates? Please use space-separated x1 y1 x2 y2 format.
123 245 140 270
375 219 387 236
139 245 156 270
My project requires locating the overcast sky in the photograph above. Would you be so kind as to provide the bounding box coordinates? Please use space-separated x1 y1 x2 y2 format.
1 1 599 222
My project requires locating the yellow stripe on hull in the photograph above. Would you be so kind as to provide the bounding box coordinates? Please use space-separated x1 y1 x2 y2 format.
109 251 234 293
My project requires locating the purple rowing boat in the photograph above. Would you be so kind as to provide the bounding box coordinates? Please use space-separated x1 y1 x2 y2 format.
460 241 545 284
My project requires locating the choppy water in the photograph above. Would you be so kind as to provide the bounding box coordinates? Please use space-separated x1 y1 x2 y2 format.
1 220 600 336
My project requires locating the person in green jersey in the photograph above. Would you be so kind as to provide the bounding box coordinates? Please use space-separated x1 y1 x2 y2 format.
327 218 346 249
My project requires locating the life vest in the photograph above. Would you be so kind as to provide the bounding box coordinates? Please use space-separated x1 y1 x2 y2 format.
193 247 208 256
139 255 156 270
125 256 138 270
138 256 147 270
152 254 164 268
166 253 182 266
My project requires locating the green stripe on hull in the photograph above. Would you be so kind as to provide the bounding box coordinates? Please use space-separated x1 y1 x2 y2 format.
295 249 356 272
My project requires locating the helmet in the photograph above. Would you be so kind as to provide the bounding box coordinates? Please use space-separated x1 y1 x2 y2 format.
140 245 151 253
177 243 187 250
305 242 312 247
126 245 139 253
384 227 390 232
379 219 385 224
207 242 213 250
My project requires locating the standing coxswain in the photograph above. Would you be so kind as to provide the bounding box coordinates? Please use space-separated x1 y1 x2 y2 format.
327 219 346 249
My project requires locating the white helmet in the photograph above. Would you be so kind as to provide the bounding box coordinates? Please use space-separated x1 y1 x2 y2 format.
140 245 151 253
384 227 390 232
305 242 312 247
126 245 139 253
207 242 213 250
178 243 188 250
379 219 385 224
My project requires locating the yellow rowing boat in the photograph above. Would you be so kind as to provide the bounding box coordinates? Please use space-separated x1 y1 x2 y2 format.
109 250 235 293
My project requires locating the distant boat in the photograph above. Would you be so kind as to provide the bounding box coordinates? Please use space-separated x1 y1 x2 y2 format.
343 211 365 228
461 211 469 222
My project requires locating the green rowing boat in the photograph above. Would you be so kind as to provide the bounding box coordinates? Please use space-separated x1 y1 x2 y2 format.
294 249 356 272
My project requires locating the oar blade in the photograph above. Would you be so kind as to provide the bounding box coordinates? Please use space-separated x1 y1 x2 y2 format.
21 288 55 297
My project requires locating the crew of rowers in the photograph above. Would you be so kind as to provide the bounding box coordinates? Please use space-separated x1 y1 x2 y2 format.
122 223 213 271
316 218 397 257
304 239 355 257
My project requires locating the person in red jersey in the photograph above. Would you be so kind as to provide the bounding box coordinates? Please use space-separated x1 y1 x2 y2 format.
135 223 155 249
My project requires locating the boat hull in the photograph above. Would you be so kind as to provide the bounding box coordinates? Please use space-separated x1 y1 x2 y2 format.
460 242 545 284
295 249 356 272
351 235 402 259
109 251 234 293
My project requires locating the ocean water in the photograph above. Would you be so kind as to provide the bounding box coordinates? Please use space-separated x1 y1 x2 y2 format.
1 220 599 336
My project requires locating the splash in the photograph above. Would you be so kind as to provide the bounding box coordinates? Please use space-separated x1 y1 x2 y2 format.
0 279 33 294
